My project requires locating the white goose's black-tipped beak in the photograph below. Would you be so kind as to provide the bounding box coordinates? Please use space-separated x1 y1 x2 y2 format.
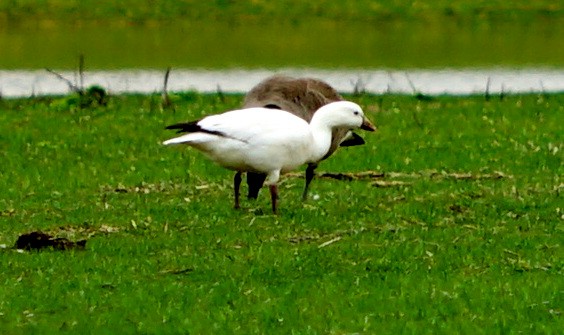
361 117 377 132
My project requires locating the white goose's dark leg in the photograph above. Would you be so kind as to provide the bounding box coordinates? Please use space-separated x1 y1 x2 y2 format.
302 163 317 201
265 170 281 214
269 184 278 214
234 172 242 209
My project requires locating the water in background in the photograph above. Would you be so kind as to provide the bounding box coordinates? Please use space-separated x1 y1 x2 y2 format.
1 18 563 96
2 68 564 97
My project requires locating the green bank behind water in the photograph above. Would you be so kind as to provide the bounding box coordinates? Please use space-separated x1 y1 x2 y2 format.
0 93 562 333
1 1 564 69
1 0 562 23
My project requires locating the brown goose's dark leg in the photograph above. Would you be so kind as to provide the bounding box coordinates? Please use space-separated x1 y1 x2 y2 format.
234 172 242 209
268 184 278 214
247 172 267 199
302 163 317 201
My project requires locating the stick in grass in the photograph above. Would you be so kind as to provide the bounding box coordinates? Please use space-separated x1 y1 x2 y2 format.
45 68 81 93
162 67 172 109
404 73 425 129
485 76 491 101
78 53 85 92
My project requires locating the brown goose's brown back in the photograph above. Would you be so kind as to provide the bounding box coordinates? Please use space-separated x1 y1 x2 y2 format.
243 75 349 159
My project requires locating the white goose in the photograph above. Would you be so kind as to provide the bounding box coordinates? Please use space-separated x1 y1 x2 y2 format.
163 101 376 213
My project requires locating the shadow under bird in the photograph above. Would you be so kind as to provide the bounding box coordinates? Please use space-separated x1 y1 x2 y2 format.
163 101 376 213
242 75 373 201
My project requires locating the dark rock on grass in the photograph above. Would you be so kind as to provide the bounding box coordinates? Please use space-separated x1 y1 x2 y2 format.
14 231 86 251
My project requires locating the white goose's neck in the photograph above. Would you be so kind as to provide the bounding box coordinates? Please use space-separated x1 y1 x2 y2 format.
308 114 334 162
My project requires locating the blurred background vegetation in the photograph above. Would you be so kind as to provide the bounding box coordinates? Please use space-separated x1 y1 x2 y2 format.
1 0 562 23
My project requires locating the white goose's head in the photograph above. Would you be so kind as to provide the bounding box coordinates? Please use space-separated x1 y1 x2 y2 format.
314 101 376 131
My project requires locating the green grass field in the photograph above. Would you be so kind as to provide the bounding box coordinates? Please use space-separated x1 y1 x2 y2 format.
0 92 562 333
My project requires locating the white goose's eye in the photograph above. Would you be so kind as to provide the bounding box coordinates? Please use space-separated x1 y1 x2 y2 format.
353 111 359 115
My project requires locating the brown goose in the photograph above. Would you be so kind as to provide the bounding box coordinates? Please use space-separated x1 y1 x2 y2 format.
241 75 374 201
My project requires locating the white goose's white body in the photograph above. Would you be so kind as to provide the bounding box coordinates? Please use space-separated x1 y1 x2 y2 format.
163 101 375 213
164 108 323 178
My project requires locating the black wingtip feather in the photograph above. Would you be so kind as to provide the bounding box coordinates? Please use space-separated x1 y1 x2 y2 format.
264 104 282 110
165 120 201 133
165 120 227 137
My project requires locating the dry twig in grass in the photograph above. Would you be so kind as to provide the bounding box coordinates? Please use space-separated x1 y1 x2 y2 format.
285 170 510 182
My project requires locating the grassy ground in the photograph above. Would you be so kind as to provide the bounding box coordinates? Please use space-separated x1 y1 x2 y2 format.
0 92 562 333
1 0 562 23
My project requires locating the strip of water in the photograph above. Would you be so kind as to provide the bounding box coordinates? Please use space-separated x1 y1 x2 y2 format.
1 68 563 98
